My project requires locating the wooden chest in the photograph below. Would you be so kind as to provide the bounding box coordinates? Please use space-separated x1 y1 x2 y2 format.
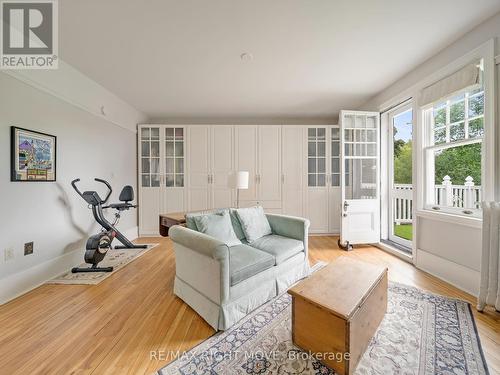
288 257 388 375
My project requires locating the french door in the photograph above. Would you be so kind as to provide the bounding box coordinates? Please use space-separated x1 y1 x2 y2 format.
388 105 413 249
339 111 380 247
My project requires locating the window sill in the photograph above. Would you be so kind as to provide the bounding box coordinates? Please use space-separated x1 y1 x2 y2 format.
416 209 482 229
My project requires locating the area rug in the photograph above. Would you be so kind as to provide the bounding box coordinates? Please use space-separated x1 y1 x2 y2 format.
47 244 158 285
158 278 488 374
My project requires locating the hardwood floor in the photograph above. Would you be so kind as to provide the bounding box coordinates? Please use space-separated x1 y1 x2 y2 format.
0 236 499 375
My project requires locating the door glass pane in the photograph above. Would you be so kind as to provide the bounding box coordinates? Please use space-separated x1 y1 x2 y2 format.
151 141 160 157
175 174 184 187
175 158 184 174
166 174 174 187
317 142 325 157
141 128 150 140
166 128 174 140
175 141 183 157
308 158 316 173
166 141 174 156
317 158 325 173
344 159 376 199
141 174 150 187
166 158 174 174
150 158 159 174
151 127 159 139
332 174 340 186
141 158 150 174
392 108 413 243
331 127 339 140
175 128 183 139
151 174 160 187
141 141 150 157
308 174 316 186
308 142 316 157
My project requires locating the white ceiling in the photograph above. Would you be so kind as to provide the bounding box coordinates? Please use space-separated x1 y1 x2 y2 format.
60 0 500 121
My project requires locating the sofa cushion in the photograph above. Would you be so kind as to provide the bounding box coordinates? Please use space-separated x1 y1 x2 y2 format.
250 235 304 265
229 208 246 241
185 208 227 231
235 206 272 243
229 244 275 286
193 211 241 247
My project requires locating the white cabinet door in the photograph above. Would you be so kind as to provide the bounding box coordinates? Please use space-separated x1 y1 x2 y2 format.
258 126 282 202
211 125 234 209
340 111 380 245
187 126 210 211
282 126 304 217
138 126 162 235
162 126 186 214
305 127 329 233
235 126 258 201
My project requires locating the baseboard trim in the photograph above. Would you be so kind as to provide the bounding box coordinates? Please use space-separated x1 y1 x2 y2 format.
415 249 479 297
0 225 140 305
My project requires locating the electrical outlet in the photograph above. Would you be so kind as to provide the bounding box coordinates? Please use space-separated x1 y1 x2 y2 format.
24 242 34 256
4 248 14 262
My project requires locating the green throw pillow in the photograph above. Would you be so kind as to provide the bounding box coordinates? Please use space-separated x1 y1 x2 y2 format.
193 211 242 247
235 206 272 243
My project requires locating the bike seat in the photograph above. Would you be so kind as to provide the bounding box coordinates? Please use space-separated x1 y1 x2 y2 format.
106 202 136 211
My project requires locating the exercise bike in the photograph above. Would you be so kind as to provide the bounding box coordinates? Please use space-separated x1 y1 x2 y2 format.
70 178 147 273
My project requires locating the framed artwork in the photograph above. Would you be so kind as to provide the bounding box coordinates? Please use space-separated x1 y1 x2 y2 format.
11 127 57 182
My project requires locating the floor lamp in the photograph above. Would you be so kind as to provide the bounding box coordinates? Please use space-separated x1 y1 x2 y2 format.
233 171 249 208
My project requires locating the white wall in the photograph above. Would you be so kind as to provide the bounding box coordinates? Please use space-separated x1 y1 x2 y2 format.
0 70 146 304
362 12 500 296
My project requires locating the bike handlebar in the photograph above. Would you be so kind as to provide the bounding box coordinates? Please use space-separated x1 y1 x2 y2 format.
94 178 112 202
71 178 113 203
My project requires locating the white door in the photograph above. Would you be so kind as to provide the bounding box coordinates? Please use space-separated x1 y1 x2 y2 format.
328 126 342 233
282 126 304 217
138 126 162 235
305 126 329 233
340 111 380 246
258 126 282 202
187 126 210 211
235 126 258 202
211 125 234 209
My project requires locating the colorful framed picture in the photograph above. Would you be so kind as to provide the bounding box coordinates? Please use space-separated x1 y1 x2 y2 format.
11 127 57 182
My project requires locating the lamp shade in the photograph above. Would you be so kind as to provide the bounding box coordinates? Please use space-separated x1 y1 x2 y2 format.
233 171 249 189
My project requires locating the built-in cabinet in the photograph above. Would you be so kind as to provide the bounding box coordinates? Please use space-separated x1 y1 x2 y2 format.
138 125 186 235
187 125 234 211
305 126 341 233
138 124 341 236
234 126 282 212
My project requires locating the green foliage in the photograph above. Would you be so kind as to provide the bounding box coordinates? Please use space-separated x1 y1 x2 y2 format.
434 143 481 185
393 141 412 184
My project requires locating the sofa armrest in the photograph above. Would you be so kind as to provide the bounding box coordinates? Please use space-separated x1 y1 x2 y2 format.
265 214 310 242
169 225 229 261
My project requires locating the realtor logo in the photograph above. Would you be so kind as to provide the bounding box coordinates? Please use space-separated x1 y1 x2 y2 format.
1 0 58 69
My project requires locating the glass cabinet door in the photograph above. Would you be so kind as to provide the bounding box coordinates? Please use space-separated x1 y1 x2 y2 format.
331 126 340 186
165 127 184 187
307 128 327 186
140 127 160 187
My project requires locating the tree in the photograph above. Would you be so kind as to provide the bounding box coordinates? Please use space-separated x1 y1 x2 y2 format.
394 141 412 184
434 143 481 185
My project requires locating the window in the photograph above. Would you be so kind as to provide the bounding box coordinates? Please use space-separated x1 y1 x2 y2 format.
307 128 326 186
165 127 184 187
423 86 484 216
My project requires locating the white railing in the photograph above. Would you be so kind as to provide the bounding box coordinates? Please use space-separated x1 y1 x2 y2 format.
393 176 481 224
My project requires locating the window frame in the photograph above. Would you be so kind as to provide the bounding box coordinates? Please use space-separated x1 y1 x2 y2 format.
422 84 484 218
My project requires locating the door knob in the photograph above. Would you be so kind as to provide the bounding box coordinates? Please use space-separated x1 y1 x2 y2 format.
343 201 349 212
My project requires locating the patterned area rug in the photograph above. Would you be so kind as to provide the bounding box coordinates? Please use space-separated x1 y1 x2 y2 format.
47 244 158 285
159 280 488 374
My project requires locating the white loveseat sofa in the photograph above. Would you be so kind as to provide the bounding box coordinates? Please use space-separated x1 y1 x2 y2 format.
169 208 310 330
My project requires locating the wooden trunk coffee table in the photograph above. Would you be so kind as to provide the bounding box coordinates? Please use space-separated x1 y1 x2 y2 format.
288 257 388 375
